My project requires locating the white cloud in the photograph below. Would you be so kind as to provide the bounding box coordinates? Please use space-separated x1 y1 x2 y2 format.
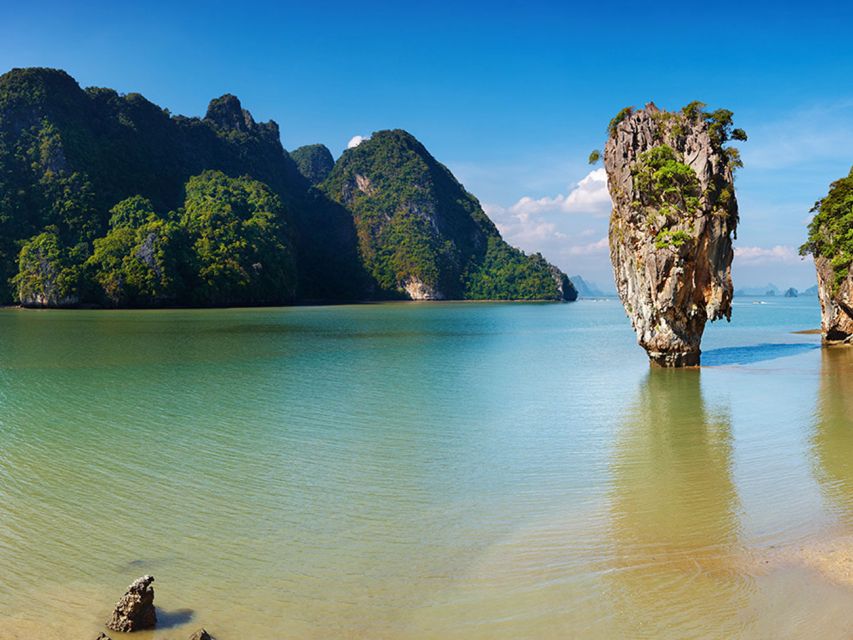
482 168 614 280
734 245 804 265
566 237 609 256
347 135 369 149
505 168 611 218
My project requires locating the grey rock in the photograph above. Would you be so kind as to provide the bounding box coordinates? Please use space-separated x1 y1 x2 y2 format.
105 575 157 632
604 103 739 366
188 629 214 640
815 257 853 344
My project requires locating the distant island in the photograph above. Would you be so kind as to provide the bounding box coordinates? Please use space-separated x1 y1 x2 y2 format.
734 283 818 297
0 68 577 308
568 275 611 298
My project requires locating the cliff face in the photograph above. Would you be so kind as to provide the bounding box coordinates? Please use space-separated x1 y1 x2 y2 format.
604 103 741 366
802 167 853 344
815 258 853 343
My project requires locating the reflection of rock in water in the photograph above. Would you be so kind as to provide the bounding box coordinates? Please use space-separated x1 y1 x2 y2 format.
608 369 748 637
812 348 853 524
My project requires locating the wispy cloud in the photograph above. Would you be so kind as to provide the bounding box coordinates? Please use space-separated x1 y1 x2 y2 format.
566 236 609 256
483 168 612 274
501 168 611 218
742 100 853 170
734 244 806 265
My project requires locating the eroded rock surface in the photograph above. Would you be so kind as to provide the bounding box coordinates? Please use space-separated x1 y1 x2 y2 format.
106 575 156 632
604 103 741 366
815 258 853 344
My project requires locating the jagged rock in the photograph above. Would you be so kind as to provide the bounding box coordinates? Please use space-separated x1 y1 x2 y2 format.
203 93 280 143
188 629 214 640
105 575 157 632
604 103 741 366
403 276 444 300
95 633 112 640
815 258 853 344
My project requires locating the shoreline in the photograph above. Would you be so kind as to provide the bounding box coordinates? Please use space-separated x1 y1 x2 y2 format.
0 298 580 312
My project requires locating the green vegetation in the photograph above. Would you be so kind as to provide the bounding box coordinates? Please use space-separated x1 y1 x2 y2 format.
86 172 296 307
800 166 853 291
182 171 296 305
654 228 692 250
588 149 601 165
13 227 85 306
681 102 748 148
465 237 566 300
291 144 334 185
632 145 701 215
322 130 575 300
0 68 575 306
87 205 188 306
608 107 634 136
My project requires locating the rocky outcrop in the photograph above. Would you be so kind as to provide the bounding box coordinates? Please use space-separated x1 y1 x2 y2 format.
403 276 444 300
204 94 279 141
801 167 853 345
188 629 214 640
815 258 853 344
106 575 157 632
604 103 741 366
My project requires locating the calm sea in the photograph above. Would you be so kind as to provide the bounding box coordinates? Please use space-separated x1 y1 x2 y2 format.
1 297 852 639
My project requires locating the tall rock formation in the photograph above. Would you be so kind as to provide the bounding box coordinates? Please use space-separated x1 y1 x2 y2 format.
801 166 853 344
603 102 744 366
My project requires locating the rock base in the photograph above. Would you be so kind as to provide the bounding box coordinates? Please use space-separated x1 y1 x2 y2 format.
648 349 701 367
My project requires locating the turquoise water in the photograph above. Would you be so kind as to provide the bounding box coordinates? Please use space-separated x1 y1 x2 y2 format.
1 297 852 639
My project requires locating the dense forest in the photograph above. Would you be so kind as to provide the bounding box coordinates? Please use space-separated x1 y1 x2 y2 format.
0 67 576 306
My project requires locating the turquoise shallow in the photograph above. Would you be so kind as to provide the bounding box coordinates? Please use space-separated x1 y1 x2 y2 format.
1 297 852 639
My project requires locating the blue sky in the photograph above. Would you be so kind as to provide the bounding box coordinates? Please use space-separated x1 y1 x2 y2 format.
3 0 852 290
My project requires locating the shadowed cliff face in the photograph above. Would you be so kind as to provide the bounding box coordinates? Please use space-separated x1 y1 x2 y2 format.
815 257 853 344
604 104 739 366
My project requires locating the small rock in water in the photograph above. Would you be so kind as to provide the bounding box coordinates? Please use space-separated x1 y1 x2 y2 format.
105 575 157 632
95 634 112 640
188 629 214 640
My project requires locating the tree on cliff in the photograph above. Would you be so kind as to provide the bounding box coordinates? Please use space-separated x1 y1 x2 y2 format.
800 166 853 292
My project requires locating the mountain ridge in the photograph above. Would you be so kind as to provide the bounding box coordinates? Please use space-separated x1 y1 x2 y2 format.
0 67 576 307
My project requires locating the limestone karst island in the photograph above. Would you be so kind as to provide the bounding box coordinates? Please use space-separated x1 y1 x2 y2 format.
1 3 852 640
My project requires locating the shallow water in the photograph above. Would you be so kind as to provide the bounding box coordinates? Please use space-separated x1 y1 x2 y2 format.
1 297 851 639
